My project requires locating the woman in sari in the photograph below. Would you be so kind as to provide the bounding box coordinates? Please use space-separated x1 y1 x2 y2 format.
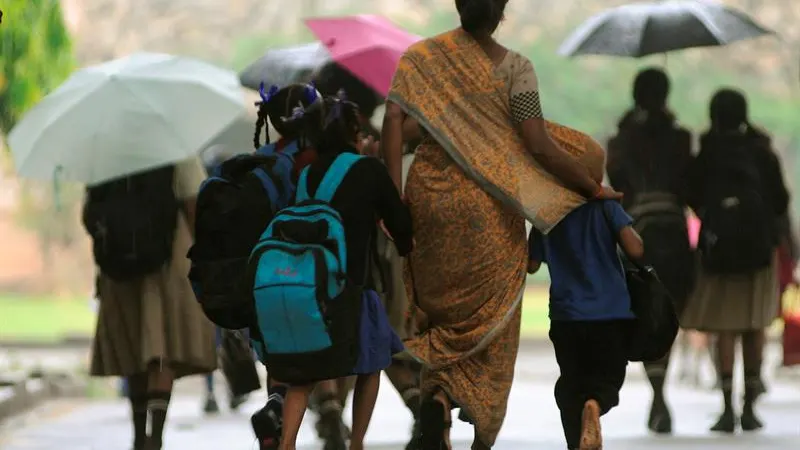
381 1 622 448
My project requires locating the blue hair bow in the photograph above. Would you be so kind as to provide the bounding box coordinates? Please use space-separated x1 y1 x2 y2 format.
324 89 348 126
282 82 321 122
303 82 319 105
258 82 280 104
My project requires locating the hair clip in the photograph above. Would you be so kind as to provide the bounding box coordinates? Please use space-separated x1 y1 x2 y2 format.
282 102 307 123
325 99 344 127
259 82 280 104
303 82 320 105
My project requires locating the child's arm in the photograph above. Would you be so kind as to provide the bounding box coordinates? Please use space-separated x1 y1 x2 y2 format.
528 228 545 274
606 201 645 262
618 225 645 262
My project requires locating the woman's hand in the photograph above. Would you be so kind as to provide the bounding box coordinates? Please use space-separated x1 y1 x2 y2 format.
595 185 624 200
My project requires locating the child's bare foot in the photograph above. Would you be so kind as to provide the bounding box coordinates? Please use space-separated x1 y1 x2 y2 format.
579 399 602 450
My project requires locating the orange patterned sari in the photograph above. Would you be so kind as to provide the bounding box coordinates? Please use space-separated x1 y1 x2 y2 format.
388 29 599 446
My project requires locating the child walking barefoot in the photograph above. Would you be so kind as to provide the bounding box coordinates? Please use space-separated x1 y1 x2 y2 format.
527 144 644 450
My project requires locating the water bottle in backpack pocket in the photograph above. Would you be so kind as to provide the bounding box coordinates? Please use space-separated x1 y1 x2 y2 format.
249 153 364 383
188 149 297 330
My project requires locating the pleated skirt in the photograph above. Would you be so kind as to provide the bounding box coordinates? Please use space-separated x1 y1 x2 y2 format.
90 215 217 378
681 252 780 332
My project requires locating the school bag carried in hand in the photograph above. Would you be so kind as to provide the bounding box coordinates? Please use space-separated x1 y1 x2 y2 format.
219 329 262 398
82 166 179 281
249 152 364 384
188 145 298 330
602 202 679 362
699 145 773 274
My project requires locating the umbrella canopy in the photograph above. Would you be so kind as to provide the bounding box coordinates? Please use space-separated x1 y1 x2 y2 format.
8 53 246 185
305 15 421 96
238 42 331 91
559 0 775 58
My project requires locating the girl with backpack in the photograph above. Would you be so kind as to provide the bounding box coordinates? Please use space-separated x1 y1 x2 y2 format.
682 88 790 433
251 83 350 450
85 157 217 450
315 62 424 450
256 91 412 450
606 67 695 435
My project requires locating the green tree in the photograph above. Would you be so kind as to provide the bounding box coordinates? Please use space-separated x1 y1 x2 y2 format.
0 0 74 133
1 1 77 293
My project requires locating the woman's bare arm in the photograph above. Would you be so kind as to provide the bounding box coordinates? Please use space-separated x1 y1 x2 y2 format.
381 101 407 192
518 118 608 198
402 117 422 142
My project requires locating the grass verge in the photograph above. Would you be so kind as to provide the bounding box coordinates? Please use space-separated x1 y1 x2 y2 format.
0 286 552 343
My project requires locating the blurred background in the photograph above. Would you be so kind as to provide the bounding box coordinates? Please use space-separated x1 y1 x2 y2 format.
0 0 800 348
2 2 800 449
2 0 799 344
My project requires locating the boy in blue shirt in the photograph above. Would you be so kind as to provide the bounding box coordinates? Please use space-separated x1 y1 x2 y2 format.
528 149 644 450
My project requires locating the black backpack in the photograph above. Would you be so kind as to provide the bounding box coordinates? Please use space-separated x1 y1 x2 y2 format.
187 152 295 330
699 146 773 274
628 193 695 312
82 166 179 281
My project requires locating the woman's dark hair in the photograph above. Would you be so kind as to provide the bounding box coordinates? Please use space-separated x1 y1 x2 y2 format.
709 88 748 132
617 67 674 133
315 62 382 119
633 68 669 112
703 87 769 145
455 0 509 35
253 84 314 149
286 92 362 155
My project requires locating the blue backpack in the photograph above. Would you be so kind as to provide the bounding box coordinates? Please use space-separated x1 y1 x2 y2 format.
188 142 300 330
249 152 365 383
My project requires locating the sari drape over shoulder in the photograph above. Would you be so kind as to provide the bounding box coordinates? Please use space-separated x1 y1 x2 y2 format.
388 29 590 234
388 29 599 446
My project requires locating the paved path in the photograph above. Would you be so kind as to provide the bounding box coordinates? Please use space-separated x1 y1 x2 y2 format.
2 347 799 450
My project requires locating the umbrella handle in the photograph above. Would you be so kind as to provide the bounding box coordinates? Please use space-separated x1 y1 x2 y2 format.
53 165 63 212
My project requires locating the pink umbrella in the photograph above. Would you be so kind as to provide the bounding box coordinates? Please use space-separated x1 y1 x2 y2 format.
305 15 422 96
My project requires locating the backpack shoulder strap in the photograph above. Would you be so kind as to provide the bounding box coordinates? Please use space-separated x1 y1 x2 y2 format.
296 167 311 202
279 140 300 156
314 153 364 202
251 168 281 213
256 142 277 156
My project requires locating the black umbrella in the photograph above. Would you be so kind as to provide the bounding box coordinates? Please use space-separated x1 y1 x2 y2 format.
559 0 775 58
239 42 331 90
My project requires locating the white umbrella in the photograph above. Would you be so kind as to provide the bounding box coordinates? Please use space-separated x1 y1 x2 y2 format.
8 52 246 185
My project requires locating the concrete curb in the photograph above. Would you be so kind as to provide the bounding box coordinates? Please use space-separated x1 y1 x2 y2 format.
0 373 85 424
0 336 94 350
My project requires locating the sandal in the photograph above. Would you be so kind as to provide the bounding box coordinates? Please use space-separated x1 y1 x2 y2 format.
419 398 452 450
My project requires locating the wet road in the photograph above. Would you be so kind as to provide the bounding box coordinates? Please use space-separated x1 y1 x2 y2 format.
1 348 799 449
